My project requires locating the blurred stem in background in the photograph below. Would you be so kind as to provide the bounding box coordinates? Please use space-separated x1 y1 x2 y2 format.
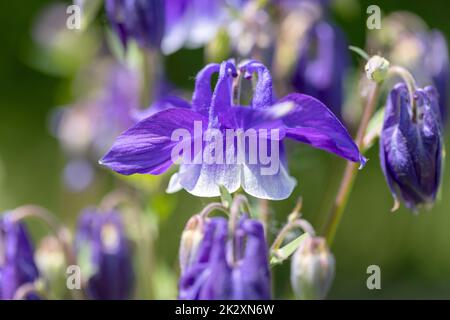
322 83 381 245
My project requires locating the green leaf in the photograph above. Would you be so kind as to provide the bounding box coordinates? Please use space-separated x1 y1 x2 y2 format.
219 185 232 208
348 45 370 60
270 233 308 266
78 0 103 31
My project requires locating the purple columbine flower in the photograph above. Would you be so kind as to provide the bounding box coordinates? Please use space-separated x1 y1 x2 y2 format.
380 83 443 211
0 213 40 300
100 60 364 200
427 31 449 122
178 216 271 300
105 0 165 49
291 20 349 118
75 208 134 300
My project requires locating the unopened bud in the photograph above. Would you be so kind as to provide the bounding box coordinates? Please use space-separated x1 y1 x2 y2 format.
179 215 205 274
35 236 65 279
35 236 66 298
365 55 390 82
290 236 335 300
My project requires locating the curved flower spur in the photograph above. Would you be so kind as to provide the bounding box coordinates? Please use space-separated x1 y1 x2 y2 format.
100 59 365 200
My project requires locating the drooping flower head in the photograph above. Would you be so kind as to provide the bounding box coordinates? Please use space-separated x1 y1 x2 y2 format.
75 208 134 300
0 213 40 300
100 59 364 200
368 12 449 123
178 215 271 300
380 83 443 211
105 0 165 49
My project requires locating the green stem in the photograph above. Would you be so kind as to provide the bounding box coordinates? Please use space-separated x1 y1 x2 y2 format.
271 219 315 252
199 202 229 218
322 83 381 246
140 49 159 108
388 65 418 121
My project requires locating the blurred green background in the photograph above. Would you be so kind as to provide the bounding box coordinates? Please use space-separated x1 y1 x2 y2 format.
1 0 450 299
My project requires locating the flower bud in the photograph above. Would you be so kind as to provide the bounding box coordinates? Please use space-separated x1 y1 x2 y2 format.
380 83 443 211
75 208 134 300
179 215 205 273
0 213 40 300
290 236 335 300
179 216 271 300
365 55 390 83
35 236 66 298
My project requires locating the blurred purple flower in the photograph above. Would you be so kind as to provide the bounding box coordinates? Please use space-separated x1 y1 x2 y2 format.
0 213 40 300
91 65 140 155
426 31 449 122
178 216 271 300
162 0 227 54
106 0 165 49
63 159 95 192
75 209 134 300
56 64 140 158
380 83 443 211
100 60 364 200
291 21 349 118
106 0 237 54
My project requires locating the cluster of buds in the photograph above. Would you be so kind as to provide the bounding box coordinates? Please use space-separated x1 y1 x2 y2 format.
75 208 134 300
178 198 272 300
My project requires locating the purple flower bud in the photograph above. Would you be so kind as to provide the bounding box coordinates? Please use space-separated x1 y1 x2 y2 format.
105 0 165 49
290 236 335 300
291 21 349 118
0 213 40 300
75 209 134 300
178 216 271 300
380 83 443 211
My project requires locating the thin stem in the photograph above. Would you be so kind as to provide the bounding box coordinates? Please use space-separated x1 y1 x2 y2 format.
271 219 315 252
99 189 131 211
10 205 82 300
13 281 43 300
11 205 74 265
199 202 229 219
229 195 250 264
322 83 381 246
388 65 417 121
229 195 250 234
140 49 159 108
258 199 270 237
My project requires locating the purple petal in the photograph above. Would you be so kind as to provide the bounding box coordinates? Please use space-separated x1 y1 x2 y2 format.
133 95 191 120
210 61 237 123
241 144 296 200
279 93 365 164
239 60 274 109
192 63 220 116
100 108 207 175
